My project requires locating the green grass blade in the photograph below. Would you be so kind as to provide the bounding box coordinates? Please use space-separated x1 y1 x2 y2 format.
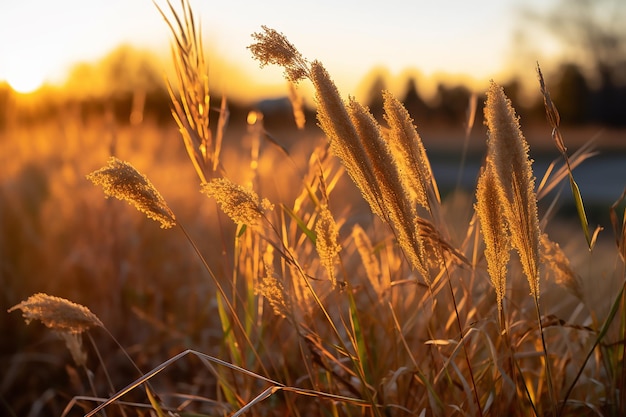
346 283 370 381
568 174 592 249
281 203 317 244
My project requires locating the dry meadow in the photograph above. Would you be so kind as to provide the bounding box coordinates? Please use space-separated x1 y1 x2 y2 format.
2 2 626 417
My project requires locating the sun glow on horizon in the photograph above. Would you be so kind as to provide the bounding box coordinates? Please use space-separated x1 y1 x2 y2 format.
4 68 46 94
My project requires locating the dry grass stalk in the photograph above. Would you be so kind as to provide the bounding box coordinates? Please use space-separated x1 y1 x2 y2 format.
202 177 274 226
382 90 438 211
475 162 511 313
351 224 387 298
87 157 176 229
249 28 438 281
484 81 541 298
156 0 224 181
315 204 342 287
309 61 384 219
540 234 584 302
347 97 430 280
8 293 103 334
288 82 306 130
258 261 291 319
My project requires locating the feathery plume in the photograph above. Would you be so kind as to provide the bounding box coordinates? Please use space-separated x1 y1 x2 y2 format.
475 162 511 313
87 157 176 229
8 293 103 334
309 61 384 218
202 177 274 226
258 262 291 319
249 26 310 83
347 98 430 280
315 204 342 286
541 234 583 301
248 29 437 281
352 224 386 297
383 90 438 210
484 81 541 298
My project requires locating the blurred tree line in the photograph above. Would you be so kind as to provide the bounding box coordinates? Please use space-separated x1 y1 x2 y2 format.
1 0 624 131
2 57 622 132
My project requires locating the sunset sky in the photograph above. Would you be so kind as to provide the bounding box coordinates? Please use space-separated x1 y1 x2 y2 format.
1 0 561 97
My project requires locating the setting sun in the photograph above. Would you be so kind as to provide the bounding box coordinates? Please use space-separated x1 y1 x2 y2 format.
5 68 45 94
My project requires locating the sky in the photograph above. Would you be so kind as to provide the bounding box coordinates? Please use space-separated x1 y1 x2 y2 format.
0 0 558 97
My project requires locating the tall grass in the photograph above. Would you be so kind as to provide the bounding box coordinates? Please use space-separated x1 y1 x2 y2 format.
5 1 626 416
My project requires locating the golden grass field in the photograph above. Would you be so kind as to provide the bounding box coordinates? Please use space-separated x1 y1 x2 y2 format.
3 2 626 417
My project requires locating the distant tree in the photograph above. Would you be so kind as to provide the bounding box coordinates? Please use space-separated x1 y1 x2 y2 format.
100 45 164 97
551 63 591 125
364 74 387 121
524 0 625 83
522 0 626 126
65 45 170 124
401 78 430 125
431 83 472 126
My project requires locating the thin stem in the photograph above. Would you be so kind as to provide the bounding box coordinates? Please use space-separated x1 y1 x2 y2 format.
500 302 538 416
534 296 557 417
176 221 270 377
447 276 483 417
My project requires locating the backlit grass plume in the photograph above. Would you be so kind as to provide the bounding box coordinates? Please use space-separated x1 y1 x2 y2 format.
475 162 511 314
383 90 439 211
249 25 310 83
87 157 176 229
484 81 541 298
9 293 103 334
541 233 583 302
250 28 433 281
315 204 342 286
485 81 555 412
9 293 103 368
202 177 274 226
310 61 384 219
347 97 430 279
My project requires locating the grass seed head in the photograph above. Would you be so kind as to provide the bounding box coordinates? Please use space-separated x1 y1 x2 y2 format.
315 204 342 286
484 81 541 298
541 234 584 302
476 162 511 313
202 177 274 226
348 97 430 281
258 262 291 320
382 90 434 211
310 61 383 218
352 224 385 297
8 293 103 334
87 157 176 229
249 26 310 83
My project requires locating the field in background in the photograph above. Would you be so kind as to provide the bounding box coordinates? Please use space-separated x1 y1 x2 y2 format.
2 102 625 415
